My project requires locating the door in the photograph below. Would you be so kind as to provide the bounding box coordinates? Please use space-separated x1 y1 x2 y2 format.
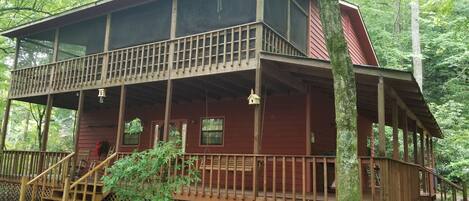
151 120 187 152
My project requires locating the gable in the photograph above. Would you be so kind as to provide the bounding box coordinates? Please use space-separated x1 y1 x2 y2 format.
308 0 379 66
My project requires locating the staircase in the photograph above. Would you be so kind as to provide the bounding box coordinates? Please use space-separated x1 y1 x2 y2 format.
42 182 108 201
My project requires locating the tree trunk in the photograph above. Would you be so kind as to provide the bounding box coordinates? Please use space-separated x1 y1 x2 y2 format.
318 1 360 200
411 0 423 90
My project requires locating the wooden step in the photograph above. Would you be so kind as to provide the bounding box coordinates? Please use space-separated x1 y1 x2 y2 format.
42 187 105 201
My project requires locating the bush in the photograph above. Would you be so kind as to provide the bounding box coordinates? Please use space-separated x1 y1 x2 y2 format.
102 132 199 201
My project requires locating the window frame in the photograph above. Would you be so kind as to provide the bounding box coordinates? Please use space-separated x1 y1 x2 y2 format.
199 116 225 147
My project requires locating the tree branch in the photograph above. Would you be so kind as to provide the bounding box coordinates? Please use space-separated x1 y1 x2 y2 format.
0 7 53 15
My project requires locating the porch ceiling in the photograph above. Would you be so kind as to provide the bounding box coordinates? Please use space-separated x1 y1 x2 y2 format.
260 52 443 138
14 69 298 112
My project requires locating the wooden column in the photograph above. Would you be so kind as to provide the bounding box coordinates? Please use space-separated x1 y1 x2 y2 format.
13 39 20 70
305 86 311 155
253 65 263 154
0 99 12 152
40 94 54 152
116 86 126 152
163 80 173 142
412 123 419 164
419 131 425 166
52 28 60 62
426 135 431 167
391 100 399 160
73 91 85 153
377 77 386 157
402 110 409 162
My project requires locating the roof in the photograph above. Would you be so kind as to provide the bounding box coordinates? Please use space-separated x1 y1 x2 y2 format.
1 0 155 38
260 52 443 138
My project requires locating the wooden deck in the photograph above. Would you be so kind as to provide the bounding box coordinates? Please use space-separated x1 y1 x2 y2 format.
8 22 304 99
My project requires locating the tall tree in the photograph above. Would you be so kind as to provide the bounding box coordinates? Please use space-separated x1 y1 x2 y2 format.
318 0 360 200
411 0 423 89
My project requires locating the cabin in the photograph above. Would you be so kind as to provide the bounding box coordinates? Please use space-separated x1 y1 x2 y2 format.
0 0 466 201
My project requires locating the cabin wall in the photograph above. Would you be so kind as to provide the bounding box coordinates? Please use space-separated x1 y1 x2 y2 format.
308 0 373 65
78 90 372 159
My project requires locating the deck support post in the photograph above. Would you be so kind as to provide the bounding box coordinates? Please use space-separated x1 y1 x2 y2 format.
116 86 126 152
402 110 409 162
305 86 312 191
72 91 85 178
377 77 386 157
392 99 399 160
412 121 418 164
41 94 54 152
420 131 425 166
0 99 12 152
163 79 173 142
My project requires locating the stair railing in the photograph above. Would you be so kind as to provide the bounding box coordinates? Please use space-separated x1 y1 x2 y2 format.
19 152 75 201
420 167 467 201
63 152 118 201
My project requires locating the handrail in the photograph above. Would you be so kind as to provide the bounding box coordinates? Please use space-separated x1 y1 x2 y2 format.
420 166 463 190
69 152 117 188
27 152 75 185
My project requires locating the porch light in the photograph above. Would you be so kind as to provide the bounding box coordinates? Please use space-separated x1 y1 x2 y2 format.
247 89 260 105
98 88 106 103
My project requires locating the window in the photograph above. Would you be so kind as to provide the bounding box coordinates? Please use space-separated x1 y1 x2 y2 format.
176 0 256 37
123 118 143 145
17 30 55 69
264 0 288 37
200 118 224 145
58 16 106 61
290 2 308 52
110 0 172 50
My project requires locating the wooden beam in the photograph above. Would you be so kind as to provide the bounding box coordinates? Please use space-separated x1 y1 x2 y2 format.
41 94 54 152
103 14 111 52
0 99 12 152
392 99 399 160
13 39 20 70
115 86 126 152
253 65 262 154
402 109 409 162
419 131 425 166
52 29 59 62
256 0 264 21
377 77 386 157
163 80 173 142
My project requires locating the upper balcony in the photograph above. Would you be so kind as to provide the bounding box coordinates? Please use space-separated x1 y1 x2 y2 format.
5 0 309 99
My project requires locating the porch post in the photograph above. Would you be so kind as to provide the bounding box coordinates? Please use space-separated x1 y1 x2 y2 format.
0 99 12 152
391 100 399 160
305 86 311 155
402 111 409 162
74 91 85 153
163 80 173 142
419 130 425 166
253 65 262 154
412 122 418 164
377 77 386 157
116 86 126 152
41 94 54 152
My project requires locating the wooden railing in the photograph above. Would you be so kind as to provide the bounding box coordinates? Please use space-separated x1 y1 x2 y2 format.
9 22 305 99
18 152 75 201
420 167 467 201
0 150 70 182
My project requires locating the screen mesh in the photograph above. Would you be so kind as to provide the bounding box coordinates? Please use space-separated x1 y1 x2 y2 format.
290 3 308 52
58 16 106 61
264 0 288 37
294 0 309 11
110 0 172 50
17 30 55 69
176 0 256 37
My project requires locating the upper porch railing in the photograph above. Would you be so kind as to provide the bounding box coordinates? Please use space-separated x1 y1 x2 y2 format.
9 22 305 99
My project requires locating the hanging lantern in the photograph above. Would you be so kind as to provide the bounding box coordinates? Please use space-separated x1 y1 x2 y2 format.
247 89 261 105
98 88 106 103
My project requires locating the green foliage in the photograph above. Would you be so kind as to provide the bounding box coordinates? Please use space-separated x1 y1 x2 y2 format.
124 118 143 136
102 133 199 201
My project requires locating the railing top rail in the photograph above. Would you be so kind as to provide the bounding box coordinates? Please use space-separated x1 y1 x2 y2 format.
3 150 71 155
183 153 337 158
70 152 118 188
27 152 75 185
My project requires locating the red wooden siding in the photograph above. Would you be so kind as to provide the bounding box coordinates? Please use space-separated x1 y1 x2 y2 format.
308 0 378 66
78 89 372 159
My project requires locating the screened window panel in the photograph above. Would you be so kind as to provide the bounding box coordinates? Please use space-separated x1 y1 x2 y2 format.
110 0 172 50
176 0 256 37
264 0 288 37
17 30 55 69
294 0 309 11
290 3 308 52
58 17 106 61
